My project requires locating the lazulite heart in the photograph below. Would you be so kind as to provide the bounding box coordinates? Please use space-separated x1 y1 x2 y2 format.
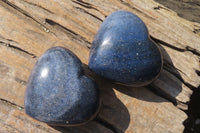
25 47 99 126
89 10 163 87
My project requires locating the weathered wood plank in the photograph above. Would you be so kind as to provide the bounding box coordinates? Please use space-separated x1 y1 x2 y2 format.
0 0 199 106
0 0 199 132
97 80 187 133
0 100 113 133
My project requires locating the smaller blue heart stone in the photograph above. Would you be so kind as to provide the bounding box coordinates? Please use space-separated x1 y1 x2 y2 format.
89 10 163 87
25 47 100 126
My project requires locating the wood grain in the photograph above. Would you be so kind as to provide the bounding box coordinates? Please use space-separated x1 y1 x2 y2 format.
0 0 199 132
0 100 113 133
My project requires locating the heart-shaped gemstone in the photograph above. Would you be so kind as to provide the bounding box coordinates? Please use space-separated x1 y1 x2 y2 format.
25 47 100 126
89 10 163 87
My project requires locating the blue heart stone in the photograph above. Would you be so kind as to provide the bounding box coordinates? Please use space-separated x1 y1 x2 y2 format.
89 10 163 87
25 47 100 126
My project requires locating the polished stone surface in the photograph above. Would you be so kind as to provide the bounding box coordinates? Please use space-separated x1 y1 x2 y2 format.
25 47 99 126
89 10 163 87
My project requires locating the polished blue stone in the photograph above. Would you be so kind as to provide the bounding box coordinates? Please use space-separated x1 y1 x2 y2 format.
89 10 163 87
25 47 99 126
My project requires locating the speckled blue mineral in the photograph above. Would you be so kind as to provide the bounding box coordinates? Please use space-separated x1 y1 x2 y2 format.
25 47 99 126
89 10 163 87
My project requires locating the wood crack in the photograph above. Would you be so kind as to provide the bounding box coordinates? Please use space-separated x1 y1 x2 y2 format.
0 98 24 110
193 28 200 34
0 40 37 58
14 77 27 85
151 36 200 56
151 36 185 52
74 6 103 22
185 46 200 56
153 5 171 11
1 0 50 33
118 0 155 20
45 19 92 48
72 0 107 17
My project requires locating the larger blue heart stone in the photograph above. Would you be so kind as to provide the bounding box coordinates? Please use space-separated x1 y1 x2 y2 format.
89 10 163 87
25 47 99 126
